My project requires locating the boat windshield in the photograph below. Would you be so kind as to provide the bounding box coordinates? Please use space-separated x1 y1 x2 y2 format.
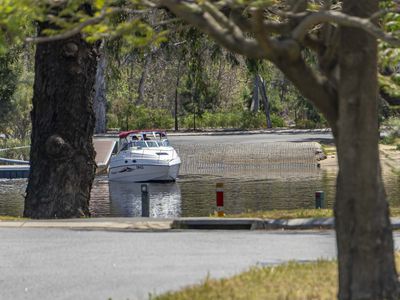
161 139 170 146
145 140 159 148
120 140 168 151
119 131 171 151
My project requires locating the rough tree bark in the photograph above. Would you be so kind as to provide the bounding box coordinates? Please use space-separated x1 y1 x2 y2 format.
24 27 98 218
334 1 400 299
93 41 107 134
159 0 400 298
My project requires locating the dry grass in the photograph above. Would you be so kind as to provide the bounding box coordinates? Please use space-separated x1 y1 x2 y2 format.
225 209 333 219
225 207 400 220
153 254 400 300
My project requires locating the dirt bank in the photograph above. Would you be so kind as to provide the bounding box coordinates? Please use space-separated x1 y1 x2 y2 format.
319 144 400 175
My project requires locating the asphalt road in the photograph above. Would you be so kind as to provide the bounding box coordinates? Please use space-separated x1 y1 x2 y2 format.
2 229 399 300
169 132 334 145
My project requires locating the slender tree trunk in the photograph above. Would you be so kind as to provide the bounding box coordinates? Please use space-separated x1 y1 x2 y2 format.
335 0 399 298
250 74 260 112
137 52 152 105
193 106 196 131
93 41 107 134
259 75 272 128
174 59 182 131
24 30 98 219
128 63 134 104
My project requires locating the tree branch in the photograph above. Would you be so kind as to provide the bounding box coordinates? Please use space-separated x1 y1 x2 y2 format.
292 10 400 46
252 9 276 58
263 20 292 34
25 7 149 44
158 0 268 59
230 9 291 35
274 57 338 129
369 8 400 21
26 11 108 43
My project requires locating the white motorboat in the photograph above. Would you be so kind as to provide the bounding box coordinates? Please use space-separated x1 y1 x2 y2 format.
108 130 181 182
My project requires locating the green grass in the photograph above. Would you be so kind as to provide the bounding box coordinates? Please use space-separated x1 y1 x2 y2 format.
0 215 27 221
381 136 400 146
152 254 400 300
320 144 336 156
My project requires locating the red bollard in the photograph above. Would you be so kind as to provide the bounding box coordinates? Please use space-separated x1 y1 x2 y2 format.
216 182 224 217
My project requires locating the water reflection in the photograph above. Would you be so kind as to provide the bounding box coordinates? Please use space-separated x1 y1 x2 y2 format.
0 179 25 216
177 171 336 217
1 170 399 218
107 180 181 218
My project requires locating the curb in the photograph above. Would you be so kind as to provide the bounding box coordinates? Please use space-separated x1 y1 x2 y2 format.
94 128 333 138
0 218 173 231
172 217 335 230
167 129 332 137
2 217 400 231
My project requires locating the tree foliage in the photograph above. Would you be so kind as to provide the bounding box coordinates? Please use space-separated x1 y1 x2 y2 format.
0 50 19 129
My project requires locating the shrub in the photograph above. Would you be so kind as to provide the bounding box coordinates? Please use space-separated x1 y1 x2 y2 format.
296 119 317 129
382 117 400 145
295 119 327 129
270 114 286 127
179 111 287 130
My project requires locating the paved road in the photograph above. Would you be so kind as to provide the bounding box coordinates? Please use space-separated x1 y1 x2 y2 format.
169 132 333 145
1 228 399 300
0 229 336 300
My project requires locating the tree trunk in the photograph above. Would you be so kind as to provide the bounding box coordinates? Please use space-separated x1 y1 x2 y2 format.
250 74 260 112
93 41 107 134
335 0 399 298
259 75 272 128
174 59 182 131
24 30 98 219
193 106 196 131
137 52 152 105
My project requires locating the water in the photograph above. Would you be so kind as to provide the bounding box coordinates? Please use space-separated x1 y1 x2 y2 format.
1 142 399 218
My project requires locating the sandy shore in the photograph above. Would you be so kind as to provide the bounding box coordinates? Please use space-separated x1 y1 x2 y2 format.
319 144 400 174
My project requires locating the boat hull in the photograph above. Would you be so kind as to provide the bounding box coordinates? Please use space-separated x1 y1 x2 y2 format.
108 161 180 182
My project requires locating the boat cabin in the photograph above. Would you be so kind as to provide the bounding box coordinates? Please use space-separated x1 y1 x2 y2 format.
118 130 170 151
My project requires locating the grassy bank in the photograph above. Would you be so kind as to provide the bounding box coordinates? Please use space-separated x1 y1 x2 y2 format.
225 207 400 219
0 216 26 221
225 209 333 219
153 254 400 300
5 207 400 221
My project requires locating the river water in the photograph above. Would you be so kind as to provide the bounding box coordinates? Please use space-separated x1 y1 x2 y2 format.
1 142 399 218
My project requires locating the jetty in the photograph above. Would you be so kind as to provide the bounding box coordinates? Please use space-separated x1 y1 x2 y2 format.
0 138 117 179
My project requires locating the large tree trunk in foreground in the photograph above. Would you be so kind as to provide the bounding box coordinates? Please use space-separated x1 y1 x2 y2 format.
335 0 399 298
24 31 98 219
93 41 107 134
